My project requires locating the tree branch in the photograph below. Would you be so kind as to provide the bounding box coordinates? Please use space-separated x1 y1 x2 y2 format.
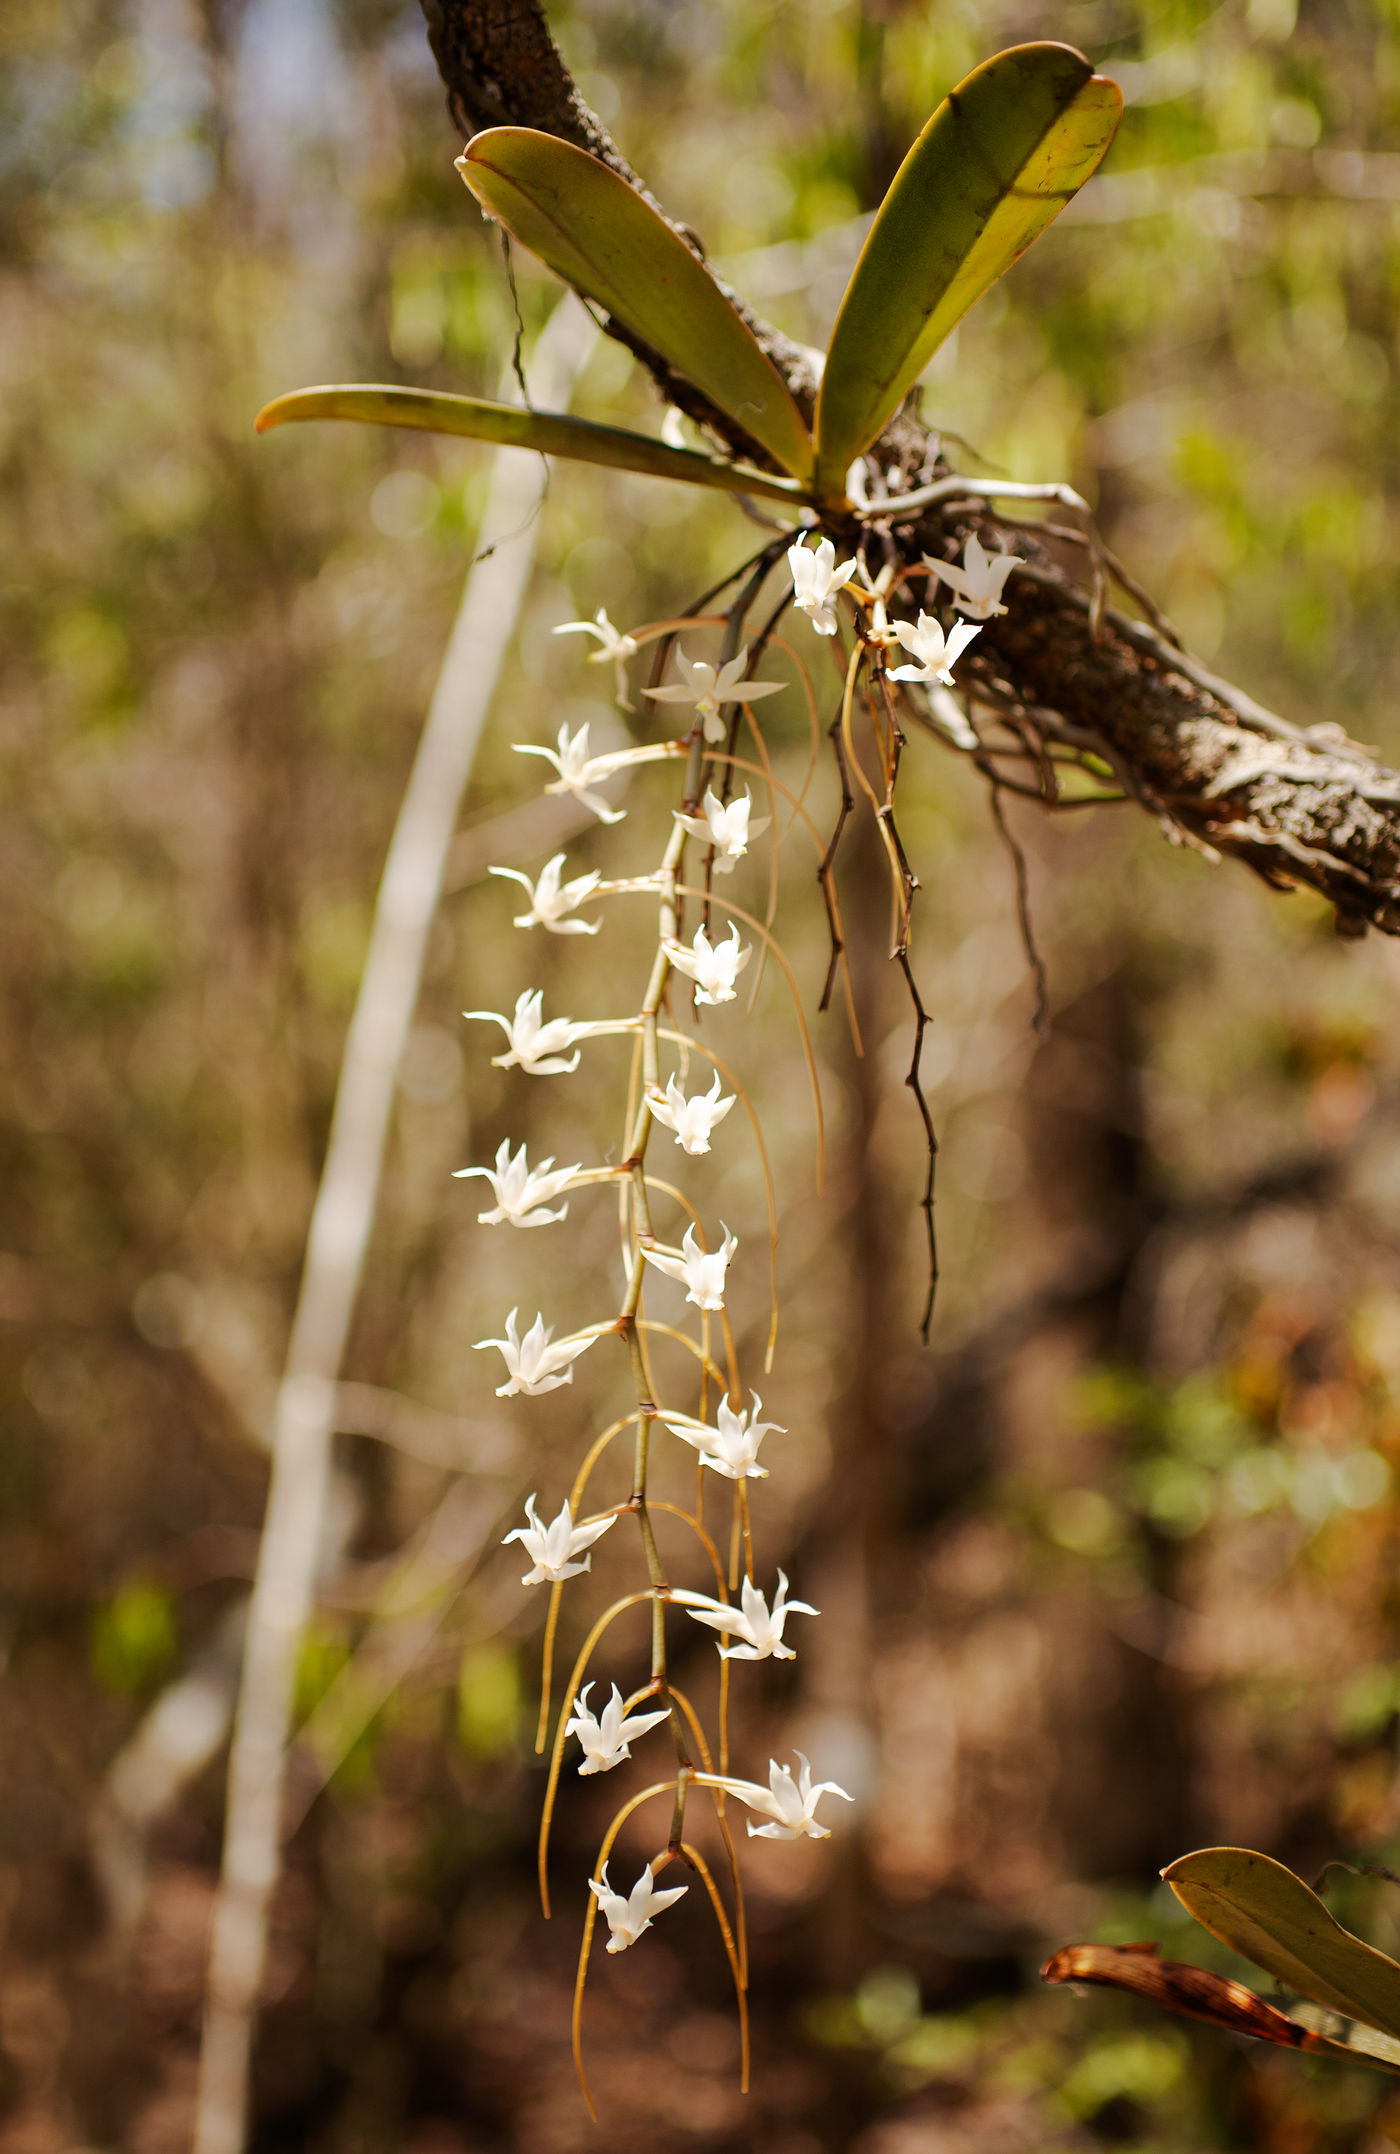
420 0 1400 937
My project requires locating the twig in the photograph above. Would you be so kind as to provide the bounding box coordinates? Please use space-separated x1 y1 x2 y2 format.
987 783 1051 1035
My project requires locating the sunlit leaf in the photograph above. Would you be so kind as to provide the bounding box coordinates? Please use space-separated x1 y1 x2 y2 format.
813 43 1122 499
1042 1941 1400 2072
1290 2001 1400 2071
456 130 813 481
255 385 810 505
1164 1846 1400 2039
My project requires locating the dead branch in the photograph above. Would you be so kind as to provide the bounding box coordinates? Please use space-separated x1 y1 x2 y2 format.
419 0 1400 938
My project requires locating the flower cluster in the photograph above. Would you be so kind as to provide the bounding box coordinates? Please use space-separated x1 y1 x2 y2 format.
457 545 927 2088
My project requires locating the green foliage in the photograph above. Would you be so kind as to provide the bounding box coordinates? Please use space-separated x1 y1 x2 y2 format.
1056 2027 1188 2119
455 1640 522 1760
271 47 1124 510
1166 1848 1400 2039
257 383 807 502
813 44 1122 495
90 1578 178 1695
456 128 813 477
294 1620 353 1722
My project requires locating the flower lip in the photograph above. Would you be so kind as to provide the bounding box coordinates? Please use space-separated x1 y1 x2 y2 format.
553 607 638 661
463 988 586 1075
661 1389 782 1480
641 1220 738 1311
644 643 783 743
453 1138 579 1227
588 1860 688 1951
887 612 982 688
693 1750 853 1839
671 1567 816 1659
514 720 635 823
664 921 750 1005
787 534 857 636
923 534 1024 621
565 1681 671 1774
674 788 770 873
500 1490 616 1582
553 609 639 705
489 852 602 935
475 1308 600 1397
645 1070 735 1156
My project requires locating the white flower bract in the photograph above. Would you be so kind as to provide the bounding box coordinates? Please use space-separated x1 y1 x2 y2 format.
463 988 585 1075
474 1308 599 1397
644 643 782 744
514 721 635 824
699 1752 853 1840
664 921 750 1005
501 1491 616 1583
787 534 856 635
489 852 602 935
887 611 982 687
923 533 1024 621
671 1568 817 1660
674 787 770 873
661 1390 782 1480
588 1861 687 1952
645 1071 735 1156
452 1138 579 1227
565 1682 671 1775
642 1221 737 1310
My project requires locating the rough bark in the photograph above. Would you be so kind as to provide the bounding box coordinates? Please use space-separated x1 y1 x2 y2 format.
419 0 1400 937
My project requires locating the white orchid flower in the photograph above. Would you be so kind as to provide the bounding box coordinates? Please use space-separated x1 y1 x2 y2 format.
664 921 750 1005
671 1568 817 1660
501 1492 616 1583
661 1390 782 1480
514 721 634 824
464 989 585 1075
642 1221 737 1311
923 533 1024 621
697 1752 853 1840
887 611 982 687
553 608 639 702
588 1861 688 1953
452 1139 580 1227
644 643 783 744
474 1308 599 1398
489 852 602 935
787 534 856 635
565 1682 671 1775
674 787 770 873
645 1071 735 1156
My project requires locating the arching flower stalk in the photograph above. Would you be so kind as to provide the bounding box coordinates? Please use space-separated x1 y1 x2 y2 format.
456 519 1021 2109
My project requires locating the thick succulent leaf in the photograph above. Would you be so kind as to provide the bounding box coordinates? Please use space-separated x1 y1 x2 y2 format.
457 130 812 481
1164 1848 1400 2039
254 385 810 504
813 43 1122 498
1042 1943 1400 2074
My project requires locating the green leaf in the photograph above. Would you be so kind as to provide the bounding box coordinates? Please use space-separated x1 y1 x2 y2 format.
255 384 809 505
1164 1847 1400 2039
457 129 812 481
813 43 1122 499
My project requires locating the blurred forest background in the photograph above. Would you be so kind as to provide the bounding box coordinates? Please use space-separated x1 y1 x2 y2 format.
9 0 1400 2147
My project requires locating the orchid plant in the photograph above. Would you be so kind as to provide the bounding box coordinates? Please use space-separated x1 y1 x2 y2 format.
254 33 1133 2116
